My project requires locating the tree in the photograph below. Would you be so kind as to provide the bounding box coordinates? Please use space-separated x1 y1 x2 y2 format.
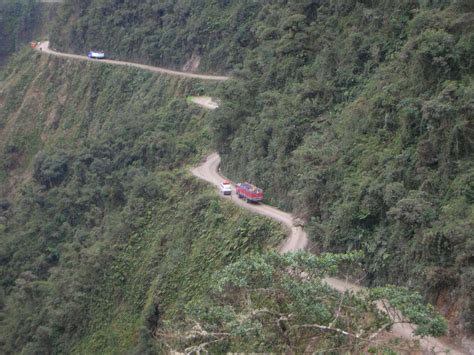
33 151 70 188
158 251 446 353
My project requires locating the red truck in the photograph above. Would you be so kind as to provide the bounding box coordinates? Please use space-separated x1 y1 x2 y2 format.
236 182 263 203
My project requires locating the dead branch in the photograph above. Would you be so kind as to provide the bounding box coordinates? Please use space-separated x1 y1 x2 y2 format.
294 323 363 339
184 337 226 354
329 289 346 328
367 322 392 341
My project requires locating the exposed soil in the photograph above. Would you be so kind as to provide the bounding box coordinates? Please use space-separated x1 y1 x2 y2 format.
189 96 219 110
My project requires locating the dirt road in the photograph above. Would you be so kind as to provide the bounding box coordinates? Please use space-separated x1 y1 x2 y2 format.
33 39 465 354
35 42 229 81
191 153 467 354
191 153 308 252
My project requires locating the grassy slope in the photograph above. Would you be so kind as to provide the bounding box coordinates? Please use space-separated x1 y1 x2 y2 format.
0 52 283 353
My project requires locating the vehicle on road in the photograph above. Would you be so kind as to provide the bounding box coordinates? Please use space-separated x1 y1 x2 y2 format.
220 180 232 195
236 182 263 203
88 51 105 59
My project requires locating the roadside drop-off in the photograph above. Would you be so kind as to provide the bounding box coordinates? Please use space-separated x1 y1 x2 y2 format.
191 153 466 355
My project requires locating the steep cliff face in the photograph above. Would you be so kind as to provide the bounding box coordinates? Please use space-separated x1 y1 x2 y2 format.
0 50 286 353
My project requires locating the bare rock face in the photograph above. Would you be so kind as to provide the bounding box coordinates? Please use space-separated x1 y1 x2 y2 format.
182 53 201 72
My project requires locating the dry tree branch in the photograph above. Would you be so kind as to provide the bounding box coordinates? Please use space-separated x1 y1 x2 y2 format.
184 338 226 354
329 289 346 328
185 321 232 340
294 323 363 339
367 322 392 341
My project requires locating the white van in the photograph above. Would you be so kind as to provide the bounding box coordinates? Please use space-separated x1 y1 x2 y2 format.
88 51 105 59
220 180 232 195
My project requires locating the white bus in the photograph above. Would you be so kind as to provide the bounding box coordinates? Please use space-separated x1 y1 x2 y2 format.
88 51 105 59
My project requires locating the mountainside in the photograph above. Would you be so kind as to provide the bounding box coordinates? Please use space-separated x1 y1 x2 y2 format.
210 0 474 336
0 0 60 64
210 1 474 332
0 0 38 63
1 48 446 355
50 0 262 73
0 51 286 353
0 0 473 353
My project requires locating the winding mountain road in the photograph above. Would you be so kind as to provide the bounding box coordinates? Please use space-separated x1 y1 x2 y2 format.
191 153 308 252
33 39 466 354
191 153 467 355
35 42 229 81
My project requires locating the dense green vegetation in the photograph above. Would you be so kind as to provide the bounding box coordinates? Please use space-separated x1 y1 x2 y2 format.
160 251 446 353
0 0 38 62
0 52 286 353
1 0 471 352
209 0 474 335
0 49 446 354
50 0 265 73
56 0 472 338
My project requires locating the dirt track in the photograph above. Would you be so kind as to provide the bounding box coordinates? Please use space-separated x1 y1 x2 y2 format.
35 42 229 81
33 39 466 354
191 153 467 355
191 153 308 252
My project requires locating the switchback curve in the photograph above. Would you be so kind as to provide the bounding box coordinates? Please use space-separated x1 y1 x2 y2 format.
191 153 466 355
32 38 466 354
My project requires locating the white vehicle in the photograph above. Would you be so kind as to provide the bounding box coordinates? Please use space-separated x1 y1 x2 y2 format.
220 180 232 195
88 51 105 59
